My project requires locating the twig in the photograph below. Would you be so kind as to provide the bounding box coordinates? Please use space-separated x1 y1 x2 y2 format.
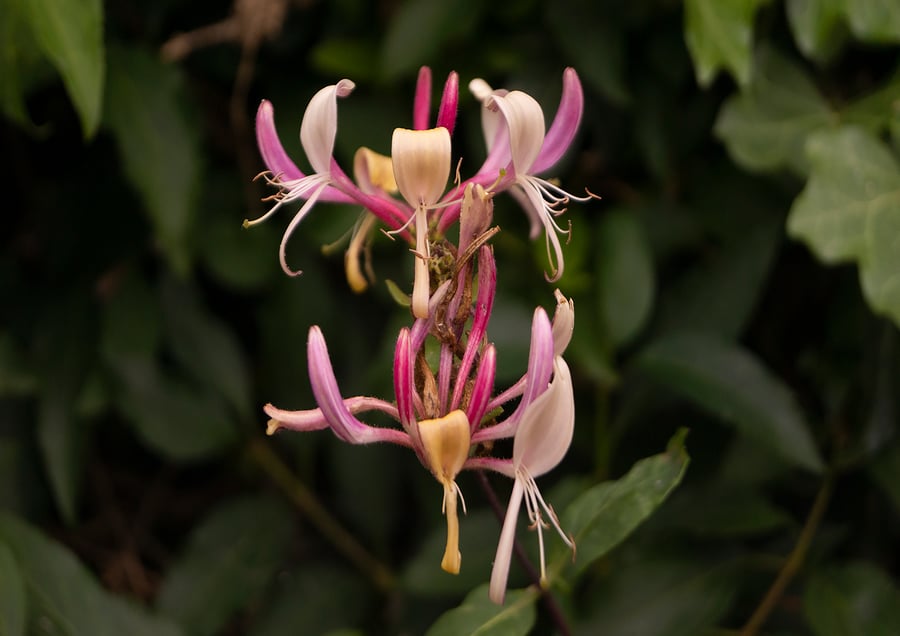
248 438 395 592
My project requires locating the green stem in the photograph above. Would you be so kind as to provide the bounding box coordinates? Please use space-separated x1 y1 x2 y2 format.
739 473 835 636
248 438 395 592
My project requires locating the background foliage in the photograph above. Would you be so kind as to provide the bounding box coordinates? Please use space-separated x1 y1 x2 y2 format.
2 0 900 634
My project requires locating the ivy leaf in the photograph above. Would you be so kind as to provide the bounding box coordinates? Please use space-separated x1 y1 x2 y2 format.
156 496 295 636
19 0 104 137
805 562 900 635
716 47 834 175
425 584 538 636
558 430 689 575
786 0 848 62
637 334 824 473
105 46 200 275
684 0 760 87
844 0 900 43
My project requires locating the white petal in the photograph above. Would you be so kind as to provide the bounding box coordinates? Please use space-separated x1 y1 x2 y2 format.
300 79 355 175
551 291 575 356
487 91 545 176
489 478 524 604
391 127 451 208
512 356 574 477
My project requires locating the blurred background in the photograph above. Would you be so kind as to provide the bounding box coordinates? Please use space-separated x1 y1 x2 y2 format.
2 0 900 634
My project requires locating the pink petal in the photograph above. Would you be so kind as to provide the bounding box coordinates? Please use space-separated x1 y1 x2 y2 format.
414 66 432 130
451 246 496 411
465 344 496 433
256 100 304 181
264 397 400 433
532 68 583 174
513 356 574 477
436 71 459 135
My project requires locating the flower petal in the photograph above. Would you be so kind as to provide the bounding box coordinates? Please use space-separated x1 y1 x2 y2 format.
436 71 459 135
513 356 574 477
532 68 584 174
465 344 496 433
300 79 355 175
256 100 304 181
353 147 398 194
489 478 524 605
307 326 411 446
414 66 432 130
264 396 400 434
391 127 451 208
551 290 575 356
487 91 545 176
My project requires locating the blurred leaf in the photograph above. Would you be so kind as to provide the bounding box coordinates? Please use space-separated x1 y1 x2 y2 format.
859 179 900 327
0 334 36 396
788 126 896 263
715 47 834 174
844 0 900 43
684 0 760 87
869 440 900 513
637 334 824 472
656 215 780 339
0 513 182 636
596 209 655 349
403 510 500 598
157 496 295 636
575 558 739 636
559 430 689 575
113 358 238 461
805 562 900 635
250 564 369 636
0 0 37 129
19 0 104 137
787 0 847 62
198 202 279 291
0 542 25 636
100 273 161 361
666 486 792 536
425 584 537 636
36 293 95 525
841 70 900 134
381 0 483 79
311 37 379 78
547 1 628 104
105 46 200 274
160 276 251 418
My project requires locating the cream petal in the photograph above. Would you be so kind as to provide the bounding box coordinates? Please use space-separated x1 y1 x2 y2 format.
300 79 355 175
391 127 451 208
487 91 545 176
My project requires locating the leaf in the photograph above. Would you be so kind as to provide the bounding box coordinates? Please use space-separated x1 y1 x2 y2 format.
0 513 182 636
105 46 200 274
844 0 900 43
841 70 900 134
684 0 760 87
869 440 900 514
558 431 689 575
156 496 295 636
0 0 40 130
788 127 900 264
381 0 483 79
786 0 848 62
715 47 834 174
249 565 369 636
804 562 900 636
0 542 26 636
860 182 900 327
160 276 251 418
19 0 104 137
425 584 538 636
665 486 792 536
575 558 740 636
637 334 824 472
596 209 655 349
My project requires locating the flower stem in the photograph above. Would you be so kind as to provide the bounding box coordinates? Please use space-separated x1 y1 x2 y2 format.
739 472 835 636
248 438 395 592
476 471 571 636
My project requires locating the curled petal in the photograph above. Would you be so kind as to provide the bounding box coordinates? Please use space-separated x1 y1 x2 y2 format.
353 147 398 194
392 127 452 208
256 100 303 181
300 79 355 174
487 91 545 176
436 71 459 135
551 290 575 356
513 356 574 477
264 397 400 434
307 326 411 446
532 68 584 174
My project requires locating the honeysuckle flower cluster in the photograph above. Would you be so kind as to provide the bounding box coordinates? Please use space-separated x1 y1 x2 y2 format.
252 67 590 605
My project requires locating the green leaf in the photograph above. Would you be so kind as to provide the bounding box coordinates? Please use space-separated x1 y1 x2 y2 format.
0 542 26 636
870 440 900 514
558 431 689 575
788 127 900 264
0 0 39 130
381 0 483 79
311 37 379 78
666 486 792 536
859 176 900 327
105 46 200 274
844 0 900 43
156 496 295 636
425 584 538 636
575 558 740 636
596 209 655 348
805 562 900 636
684 0 760 87
715 47 834 174
160 277 251 418
0 333 36 397
19 0 104 137
0 513 182 636
841 70 900 134
786 0 848 62
637 334 824 472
